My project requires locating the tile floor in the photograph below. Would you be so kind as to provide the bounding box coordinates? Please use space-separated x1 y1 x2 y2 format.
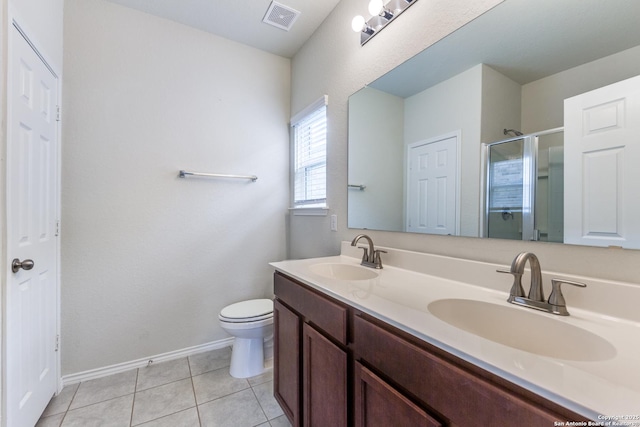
36 347 291 427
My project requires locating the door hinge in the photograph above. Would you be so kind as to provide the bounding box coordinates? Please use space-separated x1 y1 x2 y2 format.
55 335 60 352
55 220 60 237
56 105 61 122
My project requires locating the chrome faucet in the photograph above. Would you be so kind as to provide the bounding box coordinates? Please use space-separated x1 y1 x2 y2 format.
351 234 386 269
498 252 586 316
508 252 544 302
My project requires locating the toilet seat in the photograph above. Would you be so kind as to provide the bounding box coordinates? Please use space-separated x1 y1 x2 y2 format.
219 299 273 323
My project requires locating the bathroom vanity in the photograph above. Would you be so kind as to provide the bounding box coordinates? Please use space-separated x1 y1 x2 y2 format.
271 243 640 426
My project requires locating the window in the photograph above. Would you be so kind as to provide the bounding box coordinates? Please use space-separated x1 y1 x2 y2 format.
291 96 328 210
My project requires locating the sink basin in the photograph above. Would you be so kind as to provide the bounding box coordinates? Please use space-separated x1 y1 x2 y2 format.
428 298 616 361
309 263 379 281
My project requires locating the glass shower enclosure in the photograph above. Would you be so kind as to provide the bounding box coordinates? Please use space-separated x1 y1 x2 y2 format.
483 128 564 242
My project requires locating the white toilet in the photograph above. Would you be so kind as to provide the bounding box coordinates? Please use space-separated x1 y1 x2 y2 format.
218 298 274 378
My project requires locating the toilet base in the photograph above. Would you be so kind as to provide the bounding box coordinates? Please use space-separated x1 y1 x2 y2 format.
229 337 265 378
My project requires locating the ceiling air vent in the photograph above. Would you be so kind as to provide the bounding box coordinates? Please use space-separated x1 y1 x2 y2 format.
262 1 301 31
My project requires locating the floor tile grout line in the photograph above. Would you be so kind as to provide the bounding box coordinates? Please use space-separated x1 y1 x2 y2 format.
192 381 252 407
135 375 194 393
64 383 80 414
131 406 199 427
57 409 66 427
63 391 137 412
129 368 140 427
187 355 204 427
56 381 80 426
248 383 270 425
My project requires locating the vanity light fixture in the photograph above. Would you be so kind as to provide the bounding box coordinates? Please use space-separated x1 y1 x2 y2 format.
368 0 393 20
352 0 418 45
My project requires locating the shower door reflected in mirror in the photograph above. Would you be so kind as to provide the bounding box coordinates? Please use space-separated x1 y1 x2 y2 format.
484 129 564 242
485 138 529 241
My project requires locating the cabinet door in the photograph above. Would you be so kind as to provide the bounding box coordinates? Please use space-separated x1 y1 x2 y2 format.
274 300 301 426
355 362 441 427
302 323 347 427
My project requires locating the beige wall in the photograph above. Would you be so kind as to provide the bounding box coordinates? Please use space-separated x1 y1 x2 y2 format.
348 87 404 231
481 64 521 144
289 0 640 285
62 0 290 375
522 44 640 133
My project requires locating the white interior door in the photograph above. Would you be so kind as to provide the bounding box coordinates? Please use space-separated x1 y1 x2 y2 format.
564 74 640 248
6 23 59 427
406 133 459 235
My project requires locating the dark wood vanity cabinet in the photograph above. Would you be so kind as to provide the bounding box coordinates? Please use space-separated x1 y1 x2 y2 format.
274 272 586 426
274 272 348 427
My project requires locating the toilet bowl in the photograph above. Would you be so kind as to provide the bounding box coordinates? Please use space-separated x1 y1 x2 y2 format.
219 299 274 378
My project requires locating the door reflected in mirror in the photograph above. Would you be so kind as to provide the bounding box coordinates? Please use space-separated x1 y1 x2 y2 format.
347 0 640 249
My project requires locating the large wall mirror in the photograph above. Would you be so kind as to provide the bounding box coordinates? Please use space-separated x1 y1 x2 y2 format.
348 0 640 249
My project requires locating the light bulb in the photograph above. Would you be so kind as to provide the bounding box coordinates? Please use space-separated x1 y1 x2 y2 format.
368 0 384 16
351 15 366 32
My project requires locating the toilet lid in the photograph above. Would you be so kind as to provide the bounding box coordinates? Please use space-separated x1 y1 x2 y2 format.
220 299 273 320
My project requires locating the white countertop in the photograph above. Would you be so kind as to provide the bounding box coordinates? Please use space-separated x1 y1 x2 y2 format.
270 244 640 421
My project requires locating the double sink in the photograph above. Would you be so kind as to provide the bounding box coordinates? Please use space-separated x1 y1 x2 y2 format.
272 246 640 419
310 262 615 363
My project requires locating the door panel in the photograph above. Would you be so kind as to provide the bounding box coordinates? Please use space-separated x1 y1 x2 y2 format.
407 134 458 235
7 23 59 427
564 74 640 248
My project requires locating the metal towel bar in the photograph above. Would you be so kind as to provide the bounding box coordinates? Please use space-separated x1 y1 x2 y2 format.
179 170 258 182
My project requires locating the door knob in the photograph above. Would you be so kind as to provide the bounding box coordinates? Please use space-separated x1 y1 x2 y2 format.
11 258 34 273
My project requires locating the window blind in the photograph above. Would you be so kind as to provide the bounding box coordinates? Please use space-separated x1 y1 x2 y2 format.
292 99 327 207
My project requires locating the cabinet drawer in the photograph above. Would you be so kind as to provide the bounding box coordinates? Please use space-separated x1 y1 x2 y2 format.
353 314 575 425
274 272 348 345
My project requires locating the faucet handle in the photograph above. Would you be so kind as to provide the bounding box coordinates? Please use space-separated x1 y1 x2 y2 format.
548 279 587 310
497 269 526 298
373 250 387 269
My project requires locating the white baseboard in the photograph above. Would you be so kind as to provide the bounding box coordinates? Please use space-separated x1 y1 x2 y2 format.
61 337 234 387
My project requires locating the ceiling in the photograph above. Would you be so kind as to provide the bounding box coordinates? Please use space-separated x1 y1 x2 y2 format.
370 0 640 97
105 0 342 58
